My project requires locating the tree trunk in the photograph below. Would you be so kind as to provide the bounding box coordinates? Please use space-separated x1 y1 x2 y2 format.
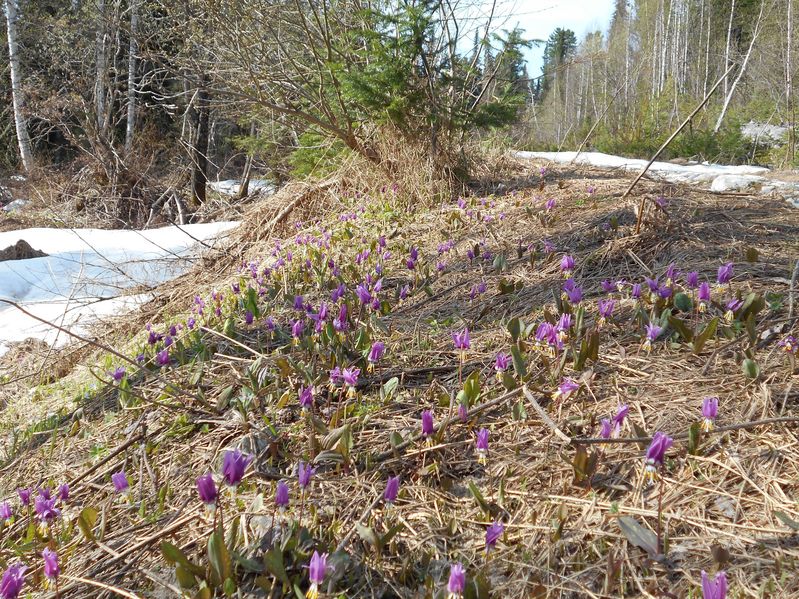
95 0 108 135
4 0 33 171
723 0 736 99
191 79 210 205
124 0 138 154
787 0 795 163
237 121 257 200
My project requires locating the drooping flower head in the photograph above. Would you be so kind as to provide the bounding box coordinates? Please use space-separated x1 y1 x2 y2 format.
275 480 290 509
299 385 314 411
156 349 170 366
342 367 360 397
553 378 579 401
222 449 253 488
447 562 466 598
698 281 711 312
644 432 674 482
701 570 727 599
355 283 372 306
664 263 679 285
598 298 615 324
458 403 468 423
34 495 60 525
384 476 400 504
643 323 662 352
421 410 434 439
701 397 719 432
485 522 504 552
599 418 612 440
452 329 470 362
779 335 798 355
0 563 26 599
0 502 12 525
717 262 734 286
291 319 305 344
306 551 328 599
17 488 31 507
560 255 575 276
685 271 699 289
475 428 489 464
556 313 572 341
111 367 126 382
724 298 743 323
42 548 59 582
631 283 642 300
111 471 129 494
611 405 629 437
494 353 511 373
298 461 315 489
367 342 385 370
565 284 583 305
196 472 218 507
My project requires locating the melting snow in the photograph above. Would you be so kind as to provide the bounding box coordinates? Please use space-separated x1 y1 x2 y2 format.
208 179 274 196
0 222 238 356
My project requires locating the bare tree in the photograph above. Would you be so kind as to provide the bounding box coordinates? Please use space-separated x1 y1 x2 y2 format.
125 0 139 154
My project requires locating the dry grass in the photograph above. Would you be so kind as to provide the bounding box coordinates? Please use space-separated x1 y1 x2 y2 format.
0 157 798 598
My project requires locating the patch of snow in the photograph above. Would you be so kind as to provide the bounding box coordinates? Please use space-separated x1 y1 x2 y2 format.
3 199 27 212
9 175 25 182
208 179 274 196
741 121 788 146
515 151 798 207
0 221 238 356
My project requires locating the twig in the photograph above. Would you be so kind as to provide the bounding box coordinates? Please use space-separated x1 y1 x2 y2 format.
521 386 571 443
789 257 799 318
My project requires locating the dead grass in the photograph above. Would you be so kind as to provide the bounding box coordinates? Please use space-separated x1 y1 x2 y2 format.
0 157 798 597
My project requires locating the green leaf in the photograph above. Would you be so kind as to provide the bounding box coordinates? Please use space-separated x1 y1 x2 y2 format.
77 507 98 541
745 247 759 262
507 317 521 343
667 316 694 342
617 516 659 556
161 541 205 577
692 317 718 354
462 370 481 404
263 549 289 585
775 511 799 531
223 578 237 597
379 377 399 401
380 523 404 548
511 397 527 421
510 345 527 379
356 523 381 551
673 292 693 313
467 481 490 515
208 530 233 587
500 371 517 391
175 565 197 589
742 359 759 379
687 422 702 455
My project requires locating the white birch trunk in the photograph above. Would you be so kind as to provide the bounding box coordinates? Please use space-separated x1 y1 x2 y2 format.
95 0 107 133
723 0 736 99
4 0 33 171
125 0 139 154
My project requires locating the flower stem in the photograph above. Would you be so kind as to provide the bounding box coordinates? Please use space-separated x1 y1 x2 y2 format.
656 472 664 555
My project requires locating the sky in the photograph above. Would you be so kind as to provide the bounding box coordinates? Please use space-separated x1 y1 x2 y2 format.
486 0 616 75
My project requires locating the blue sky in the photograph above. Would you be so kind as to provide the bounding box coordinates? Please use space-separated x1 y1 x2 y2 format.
489 0 616 74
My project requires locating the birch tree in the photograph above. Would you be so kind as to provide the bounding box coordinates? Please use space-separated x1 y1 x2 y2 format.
4 0 33 171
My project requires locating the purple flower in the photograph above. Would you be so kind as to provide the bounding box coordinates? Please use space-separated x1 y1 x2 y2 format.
308 551 328 594
291 319 305 341
0 563 26 599
485 521 504 551
701 570 727 599
612 405 629 437
665 263 679 283
658 285 672 299
111 367 126 382
156 349 169 366
631 283 642 300
553 378 579 400
421 410 434 438
458 403 468 423
601 279 615 293
644 323 662 351
384 476 400 504
545 198 556 210
685 271 699 289
717 262 734 285
598 298 615 320
724 298 743 322
599 418 612 439
779 335 797 354
447 562 466 596
294 295 304 310
702 396 719 431
111 471 129 494
0 502 12 524
329 367 342 387
245 310 254 325
565 285 583 304
299 385 314 410
222 449 253 488
476 428 489 464
356 283 372 305
34 495 60 525
399 284 410 300
275 480 290 509
452 329 470 352
42 548 59 581
57 484 69 502
556 313 572 336
368 342 386 365
331 283 346 302
560 255 575 274
342 367 360 389
644 432 674 481
187 317 196 330
298 461 314 489
542 239 555 254
196 472 218 506
494 353 511 372
17 488 31 506
645 276 659 292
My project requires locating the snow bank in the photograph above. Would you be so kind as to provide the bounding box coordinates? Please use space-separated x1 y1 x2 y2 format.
0 221 237 355
516 151 799 206
741 121 788 146
208 179 274 196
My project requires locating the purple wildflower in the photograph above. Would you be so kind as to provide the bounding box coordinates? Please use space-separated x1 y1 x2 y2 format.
447 563 466 597
485 522 504 552
779 335 798 354
156 349 169 366
560 255 575 274
111 471 129 494
553 378 579 400
111 367 126 382
611 405 629 437
222 449 253 488
384 476 400 504
599 418 612 440
717 262 734 285
421 410 434 439
196 472 218 507
17 488 31 506
644 432 673 482
685 271 699 289
299 385 314 410
0 564 26 599
57 484 69 502
306 551 328 599
494 353 511 372
298 461 314 489
701 397 719 431
475 428 489 464
275 480 290 509
0 502 12 524
701 570 727 599
598 298 615 321
368 342 386 366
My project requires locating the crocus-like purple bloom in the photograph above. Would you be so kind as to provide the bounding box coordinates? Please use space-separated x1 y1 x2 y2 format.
57 484 69 502
356 283 372 305
196 472 218 506
553 378 579 400
612 405 629 437
698 282 711 312
658 285 672 299
458 403 468 423
299 386 314 410
665 263 679 284
111 471 129 494
601 279 615 293
560 255 575 274
645 276 660 292
275 480 290 509
557 314 572 340
495 353 511 372
17 488 30 506
779 335 798 354
156 349 169 366
631 283 642 300
294 295 304 310
701 570 727 599
485 522 504 551
291 319 305 342
34 495 60 525
0 502 12 524
717 262 734 285
111 367 126 382
685 271 699 289
701 396 719 431
643 323 662 351
384 476 400 504
399 284 410 300
565 285 583 304
476 428 489 464
599 418 612 439
306 551 328 599
222 449 253 488
452 329 470 352
421 410 434 439
644 432 674 482
245 311 254 325
724 298 743 322
598 298 615 321
447 563 466 597
545 198 556 210
187 317 196 330
42 548 59 581
368 342 386 366
0 563 26 599
298 461 314 489
342 367 360 393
